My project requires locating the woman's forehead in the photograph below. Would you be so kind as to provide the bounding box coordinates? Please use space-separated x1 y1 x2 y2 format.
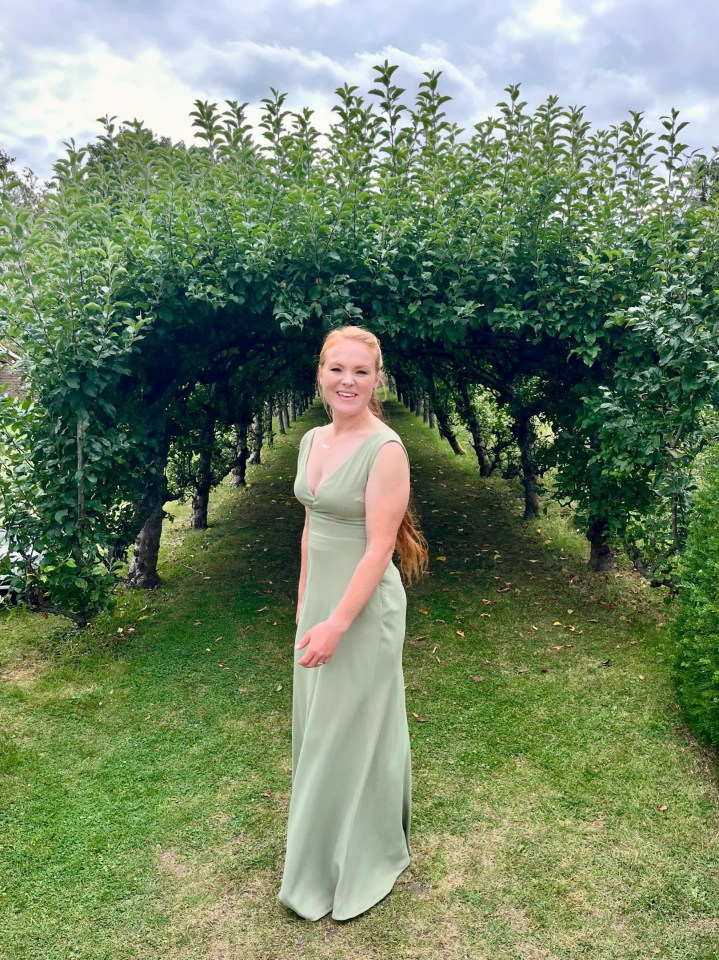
323 340 376 366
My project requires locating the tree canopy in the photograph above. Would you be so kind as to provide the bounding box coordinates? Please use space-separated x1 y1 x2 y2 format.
1 63 718 622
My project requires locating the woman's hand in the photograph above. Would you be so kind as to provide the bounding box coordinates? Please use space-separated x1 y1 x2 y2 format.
296 619 343 668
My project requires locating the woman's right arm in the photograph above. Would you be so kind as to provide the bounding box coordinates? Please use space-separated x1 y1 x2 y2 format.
296 507 310 624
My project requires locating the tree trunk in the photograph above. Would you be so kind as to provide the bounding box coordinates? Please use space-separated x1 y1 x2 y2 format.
229 423 249 487
514 408 540 518
127 504 164 588
428 406 436 430
422 391 429 424
264 400 274 447
455 380 491 476
587 517 615 571
289 396 297 422
127 417 169 589
190 489 209 529
425 373 465 455
277 400 286 435
248 412 263 465
189 407 215 530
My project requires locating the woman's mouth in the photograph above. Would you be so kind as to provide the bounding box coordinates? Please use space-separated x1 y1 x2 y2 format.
337 391 357 398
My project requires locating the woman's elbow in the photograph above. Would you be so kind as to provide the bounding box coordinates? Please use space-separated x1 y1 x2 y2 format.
365 542 396 568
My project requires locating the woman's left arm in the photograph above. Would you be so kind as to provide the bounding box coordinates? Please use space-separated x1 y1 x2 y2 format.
296 441 409 668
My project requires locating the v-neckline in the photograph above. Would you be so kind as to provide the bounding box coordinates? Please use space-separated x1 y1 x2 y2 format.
303 428 379 499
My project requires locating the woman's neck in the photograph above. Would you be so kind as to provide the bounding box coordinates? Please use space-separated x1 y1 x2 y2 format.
327 411 377 436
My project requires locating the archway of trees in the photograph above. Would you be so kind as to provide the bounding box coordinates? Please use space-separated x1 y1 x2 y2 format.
1 63 718 624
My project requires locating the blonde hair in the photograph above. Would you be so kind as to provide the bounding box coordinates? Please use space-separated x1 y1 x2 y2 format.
317 325 429 584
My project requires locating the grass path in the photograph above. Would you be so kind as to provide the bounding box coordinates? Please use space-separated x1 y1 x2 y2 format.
1 401 717 960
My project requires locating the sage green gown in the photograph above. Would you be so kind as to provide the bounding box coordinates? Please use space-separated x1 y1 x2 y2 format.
278 426 412 922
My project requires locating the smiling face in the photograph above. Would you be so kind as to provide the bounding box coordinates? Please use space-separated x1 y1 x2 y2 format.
318 339 381 417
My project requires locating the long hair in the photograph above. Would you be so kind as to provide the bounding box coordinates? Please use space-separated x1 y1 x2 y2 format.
317 325 429 584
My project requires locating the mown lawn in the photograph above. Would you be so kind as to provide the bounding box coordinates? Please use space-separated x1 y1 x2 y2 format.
1 401 717 960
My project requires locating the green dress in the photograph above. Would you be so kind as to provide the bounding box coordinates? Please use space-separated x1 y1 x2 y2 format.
278 426 412 922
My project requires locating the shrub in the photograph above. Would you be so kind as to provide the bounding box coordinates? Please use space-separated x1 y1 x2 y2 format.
671 444 719 747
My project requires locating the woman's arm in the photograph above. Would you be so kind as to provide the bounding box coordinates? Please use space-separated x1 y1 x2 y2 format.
296 507 310 624
296 441 409 667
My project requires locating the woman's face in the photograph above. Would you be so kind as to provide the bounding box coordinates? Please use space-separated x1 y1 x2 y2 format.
319 340 380 416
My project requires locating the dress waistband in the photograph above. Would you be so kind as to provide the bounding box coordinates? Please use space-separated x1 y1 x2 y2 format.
309 511 367 542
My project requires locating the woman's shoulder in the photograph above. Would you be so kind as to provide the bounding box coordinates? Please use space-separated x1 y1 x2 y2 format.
367 426 409 470
370 424 404 445
298 426 319 450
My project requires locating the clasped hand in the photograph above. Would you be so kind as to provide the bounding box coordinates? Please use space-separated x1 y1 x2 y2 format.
296 619 343 668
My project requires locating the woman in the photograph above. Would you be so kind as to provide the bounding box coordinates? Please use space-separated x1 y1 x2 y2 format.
278 325 428 922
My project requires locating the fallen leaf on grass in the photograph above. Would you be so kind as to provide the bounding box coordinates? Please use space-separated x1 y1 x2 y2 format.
480 613 491 618
657 803 668 812
436 556 448 562
456 630 465 638
419 609 429 615
472 674 485 682
193 620 202 626
411 713 427 723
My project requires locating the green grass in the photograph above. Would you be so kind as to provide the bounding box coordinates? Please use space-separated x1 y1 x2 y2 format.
1 401 717 960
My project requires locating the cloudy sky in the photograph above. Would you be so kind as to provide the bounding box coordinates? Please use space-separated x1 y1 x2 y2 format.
1 0 716 180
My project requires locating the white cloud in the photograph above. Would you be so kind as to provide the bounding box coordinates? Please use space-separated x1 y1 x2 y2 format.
1 40 199 169
499 0 587 43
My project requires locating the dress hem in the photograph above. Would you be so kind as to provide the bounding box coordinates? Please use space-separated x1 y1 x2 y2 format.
278 855 411 923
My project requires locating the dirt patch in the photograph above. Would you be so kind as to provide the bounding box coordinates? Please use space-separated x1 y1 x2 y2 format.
0 658 47 686
156 846 189 879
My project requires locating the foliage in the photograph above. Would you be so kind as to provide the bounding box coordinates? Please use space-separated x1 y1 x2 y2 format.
1 66 719 620
671 444 719 746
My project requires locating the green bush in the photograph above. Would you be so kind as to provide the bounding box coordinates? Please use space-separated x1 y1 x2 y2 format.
672 444 719 747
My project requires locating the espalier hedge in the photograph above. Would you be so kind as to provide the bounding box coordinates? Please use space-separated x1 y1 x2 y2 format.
1 64 718 627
